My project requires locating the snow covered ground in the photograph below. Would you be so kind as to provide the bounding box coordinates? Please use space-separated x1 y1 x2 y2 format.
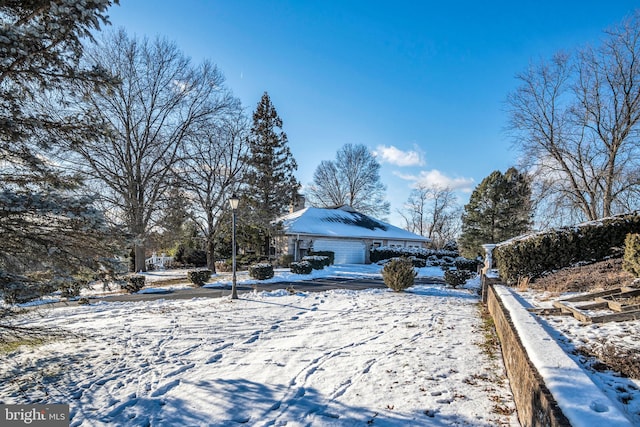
0 266 520 426
515 288 640 425
3 263 638 426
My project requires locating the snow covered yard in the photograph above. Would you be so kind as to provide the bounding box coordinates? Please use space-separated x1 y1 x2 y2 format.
0 282 518 426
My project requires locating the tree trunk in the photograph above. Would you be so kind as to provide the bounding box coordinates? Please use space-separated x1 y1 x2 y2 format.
134 244 146 272
207 238 217 273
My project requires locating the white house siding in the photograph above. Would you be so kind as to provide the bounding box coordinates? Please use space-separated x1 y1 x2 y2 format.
313 239 366 264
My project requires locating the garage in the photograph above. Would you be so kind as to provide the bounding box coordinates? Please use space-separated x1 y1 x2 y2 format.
313 239 366 264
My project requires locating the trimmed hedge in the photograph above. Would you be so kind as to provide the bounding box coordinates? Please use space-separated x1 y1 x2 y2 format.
290 261 313 275
371 246 477 270
444 269 475 288
249 263 274 280
308 251 335 265
188 269 212 286
494 211 640 284
301 255 330 270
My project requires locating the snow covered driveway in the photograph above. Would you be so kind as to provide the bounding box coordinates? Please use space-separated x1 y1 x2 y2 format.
1 285 518 426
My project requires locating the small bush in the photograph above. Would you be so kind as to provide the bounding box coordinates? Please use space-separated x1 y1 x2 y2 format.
454 257 480 272
410 256 427 268
623 233 640 278
122 274 145 293
308 251 335 265
249 263 274 280
382 258 416 292
290 261 313 275
444 269 474 288
302 255 330 270
188 269 212 286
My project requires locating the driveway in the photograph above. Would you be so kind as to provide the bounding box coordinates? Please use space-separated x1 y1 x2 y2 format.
81 276 447 304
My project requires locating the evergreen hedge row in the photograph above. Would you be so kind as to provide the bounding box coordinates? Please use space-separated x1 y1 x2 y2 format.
301 255 331 270
494 211 640 284
308 251 335 265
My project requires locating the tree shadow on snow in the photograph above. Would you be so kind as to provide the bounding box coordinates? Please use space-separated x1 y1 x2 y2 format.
149 377 501 427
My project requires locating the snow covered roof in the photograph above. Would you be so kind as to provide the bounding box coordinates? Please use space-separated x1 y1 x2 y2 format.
276 206 430 242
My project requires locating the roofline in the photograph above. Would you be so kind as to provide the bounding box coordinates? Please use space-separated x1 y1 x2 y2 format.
279 231 431 242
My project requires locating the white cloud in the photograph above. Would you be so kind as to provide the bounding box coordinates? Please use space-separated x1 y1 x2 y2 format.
395 169 475 192
374 144 425 167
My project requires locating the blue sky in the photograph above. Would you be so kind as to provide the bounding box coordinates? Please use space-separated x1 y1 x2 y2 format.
106 1 638 226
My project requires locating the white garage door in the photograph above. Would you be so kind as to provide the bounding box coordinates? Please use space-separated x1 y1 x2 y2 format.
313 239 366 264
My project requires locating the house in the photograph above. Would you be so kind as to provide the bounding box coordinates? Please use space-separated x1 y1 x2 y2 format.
274 205 430 264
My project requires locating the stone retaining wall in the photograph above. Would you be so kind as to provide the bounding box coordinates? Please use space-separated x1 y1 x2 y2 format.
485 284 571 427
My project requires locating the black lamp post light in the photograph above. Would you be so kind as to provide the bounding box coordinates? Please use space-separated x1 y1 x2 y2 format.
229 194 239 299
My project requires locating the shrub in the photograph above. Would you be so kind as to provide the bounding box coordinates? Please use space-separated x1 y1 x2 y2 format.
370 246 459 266
444 269 475 288
290 261 313 275
623 233 640 278
302 255 330 270
454 257 480 272
308 251 335 265
382 257 416 292
188 269 212 286
122 274 145 293
410 256 427 268
249 263 274 280
494 211 640 284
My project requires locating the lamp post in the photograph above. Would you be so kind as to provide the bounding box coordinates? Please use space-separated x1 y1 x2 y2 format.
229 194 240 299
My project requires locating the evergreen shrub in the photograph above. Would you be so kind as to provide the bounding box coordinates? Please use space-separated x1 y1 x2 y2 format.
370 247 458 266
302 255 330 270
188 269 212 286
122 274 145 293
454 257 480 272
444 269 474 288
494 212 640 284
308 251 335 265
249 263 274 280
410 256 427 268
290 261 312 275
623 233 640 278
382 257 416 292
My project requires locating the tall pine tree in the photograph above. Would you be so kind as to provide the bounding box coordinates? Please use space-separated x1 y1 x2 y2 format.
0 1 120 305
245 92 300 256
459 167 532 258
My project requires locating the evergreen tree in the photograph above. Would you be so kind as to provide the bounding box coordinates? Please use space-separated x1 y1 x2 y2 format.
245 92 300 256
0 1 120 305
459 168 532 258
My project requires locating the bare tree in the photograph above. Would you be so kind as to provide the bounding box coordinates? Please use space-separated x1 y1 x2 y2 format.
508 13 640 224
400 184 460 248
306 144 390 218
175 111 249 271
71 29 236 271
